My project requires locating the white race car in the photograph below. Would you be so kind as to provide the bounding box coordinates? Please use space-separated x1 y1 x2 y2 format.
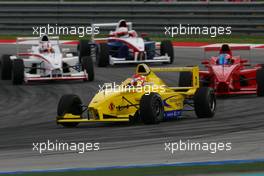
78 20 174 67
1 35 94 85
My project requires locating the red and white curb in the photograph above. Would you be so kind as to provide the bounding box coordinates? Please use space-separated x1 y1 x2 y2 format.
0 40 263 49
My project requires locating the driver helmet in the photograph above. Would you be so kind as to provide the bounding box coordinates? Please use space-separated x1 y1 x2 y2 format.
39 34 52 52
218 53 231 65
130 74 146 87
116 27 129 38
220 44 232 57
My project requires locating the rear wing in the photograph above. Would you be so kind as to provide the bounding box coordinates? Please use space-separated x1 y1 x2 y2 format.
15 36 60 54
16 36 59 41
135 64 200 90
204 45 251 52
16 36 60 45
91 22 133 41
203 45 251 59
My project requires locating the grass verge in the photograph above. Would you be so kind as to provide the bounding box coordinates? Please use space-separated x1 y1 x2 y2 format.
0 35 264 44
2 162 264 176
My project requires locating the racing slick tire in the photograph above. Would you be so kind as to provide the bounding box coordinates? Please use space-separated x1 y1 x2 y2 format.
160 40 174 64
140 93 164 124
129 111 141 124
78 40 90 63
1 54 12 80
194 87 216 118
57 94 82 127
256 68 264 97
12 59 24 85
96 43 109 67
81 56 94 81
179 72 192 87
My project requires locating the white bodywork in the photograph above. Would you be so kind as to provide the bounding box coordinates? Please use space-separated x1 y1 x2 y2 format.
91 22 170 65
11 37 88 82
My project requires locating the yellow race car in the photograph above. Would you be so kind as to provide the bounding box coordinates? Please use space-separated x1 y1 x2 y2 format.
57 64 216 127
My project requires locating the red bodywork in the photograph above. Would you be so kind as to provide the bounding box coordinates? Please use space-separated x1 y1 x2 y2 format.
200 46 262 95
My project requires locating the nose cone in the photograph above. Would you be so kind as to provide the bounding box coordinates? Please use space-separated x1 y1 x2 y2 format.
89 89 121 109
211 65 237 93
216 82 229 93
212 65 235 82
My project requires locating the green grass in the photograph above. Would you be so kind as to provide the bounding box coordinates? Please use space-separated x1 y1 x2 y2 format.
151 35 264 44
3 162 264 176
150 35 263 44
0 35 264 44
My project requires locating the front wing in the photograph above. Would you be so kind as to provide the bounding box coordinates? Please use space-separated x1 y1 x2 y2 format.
24 71 88 82
109 56 170 65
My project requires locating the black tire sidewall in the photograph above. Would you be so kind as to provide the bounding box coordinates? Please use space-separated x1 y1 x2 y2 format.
81 56 94 81
1 55 12 80
96 43 109 67
256 68 264 96
194 87 216 118
160 40 174 64
78 40 90 62
57 94 82 127
140 93 164 124
12 59 24 85
57 94 82 116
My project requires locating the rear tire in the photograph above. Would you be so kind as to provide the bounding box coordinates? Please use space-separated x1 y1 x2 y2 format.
179 72 192 87
194 87 216 118
12 59 24 85
81 56 94 81
140 93 164 124
129 111 140 124
160 40 174 64
96 43 109 67
78 40 90 63
256 68 264 97
1 55 12 80
57 94 82 127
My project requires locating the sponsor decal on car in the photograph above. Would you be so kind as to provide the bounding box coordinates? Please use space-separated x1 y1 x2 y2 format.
164 110 182 119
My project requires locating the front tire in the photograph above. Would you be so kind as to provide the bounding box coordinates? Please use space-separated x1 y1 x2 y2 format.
194 87 216 118
12 59 24 85
81 56 94 81
96 43 109 67
140 93 164 124
256 68 264 97
1 55 12 80
78 40 90 63
57 94 82 127
160 40 174 64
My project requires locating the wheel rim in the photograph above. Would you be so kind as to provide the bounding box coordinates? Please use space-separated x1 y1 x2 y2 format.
152 100 161 116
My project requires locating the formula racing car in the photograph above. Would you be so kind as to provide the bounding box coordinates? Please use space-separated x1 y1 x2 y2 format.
195 44 264 96
0 35 94 84
78 20 174 67
56 64 216 127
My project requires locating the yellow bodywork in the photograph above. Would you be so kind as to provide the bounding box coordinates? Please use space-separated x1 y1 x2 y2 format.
57 64 199 123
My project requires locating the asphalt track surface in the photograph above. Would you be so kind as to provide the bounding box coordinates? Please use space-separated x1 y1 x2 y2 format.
0 44 263 172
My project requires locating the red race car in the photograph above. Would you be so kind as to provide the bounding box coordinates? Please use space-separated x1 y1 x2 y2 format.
198 44 264 96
